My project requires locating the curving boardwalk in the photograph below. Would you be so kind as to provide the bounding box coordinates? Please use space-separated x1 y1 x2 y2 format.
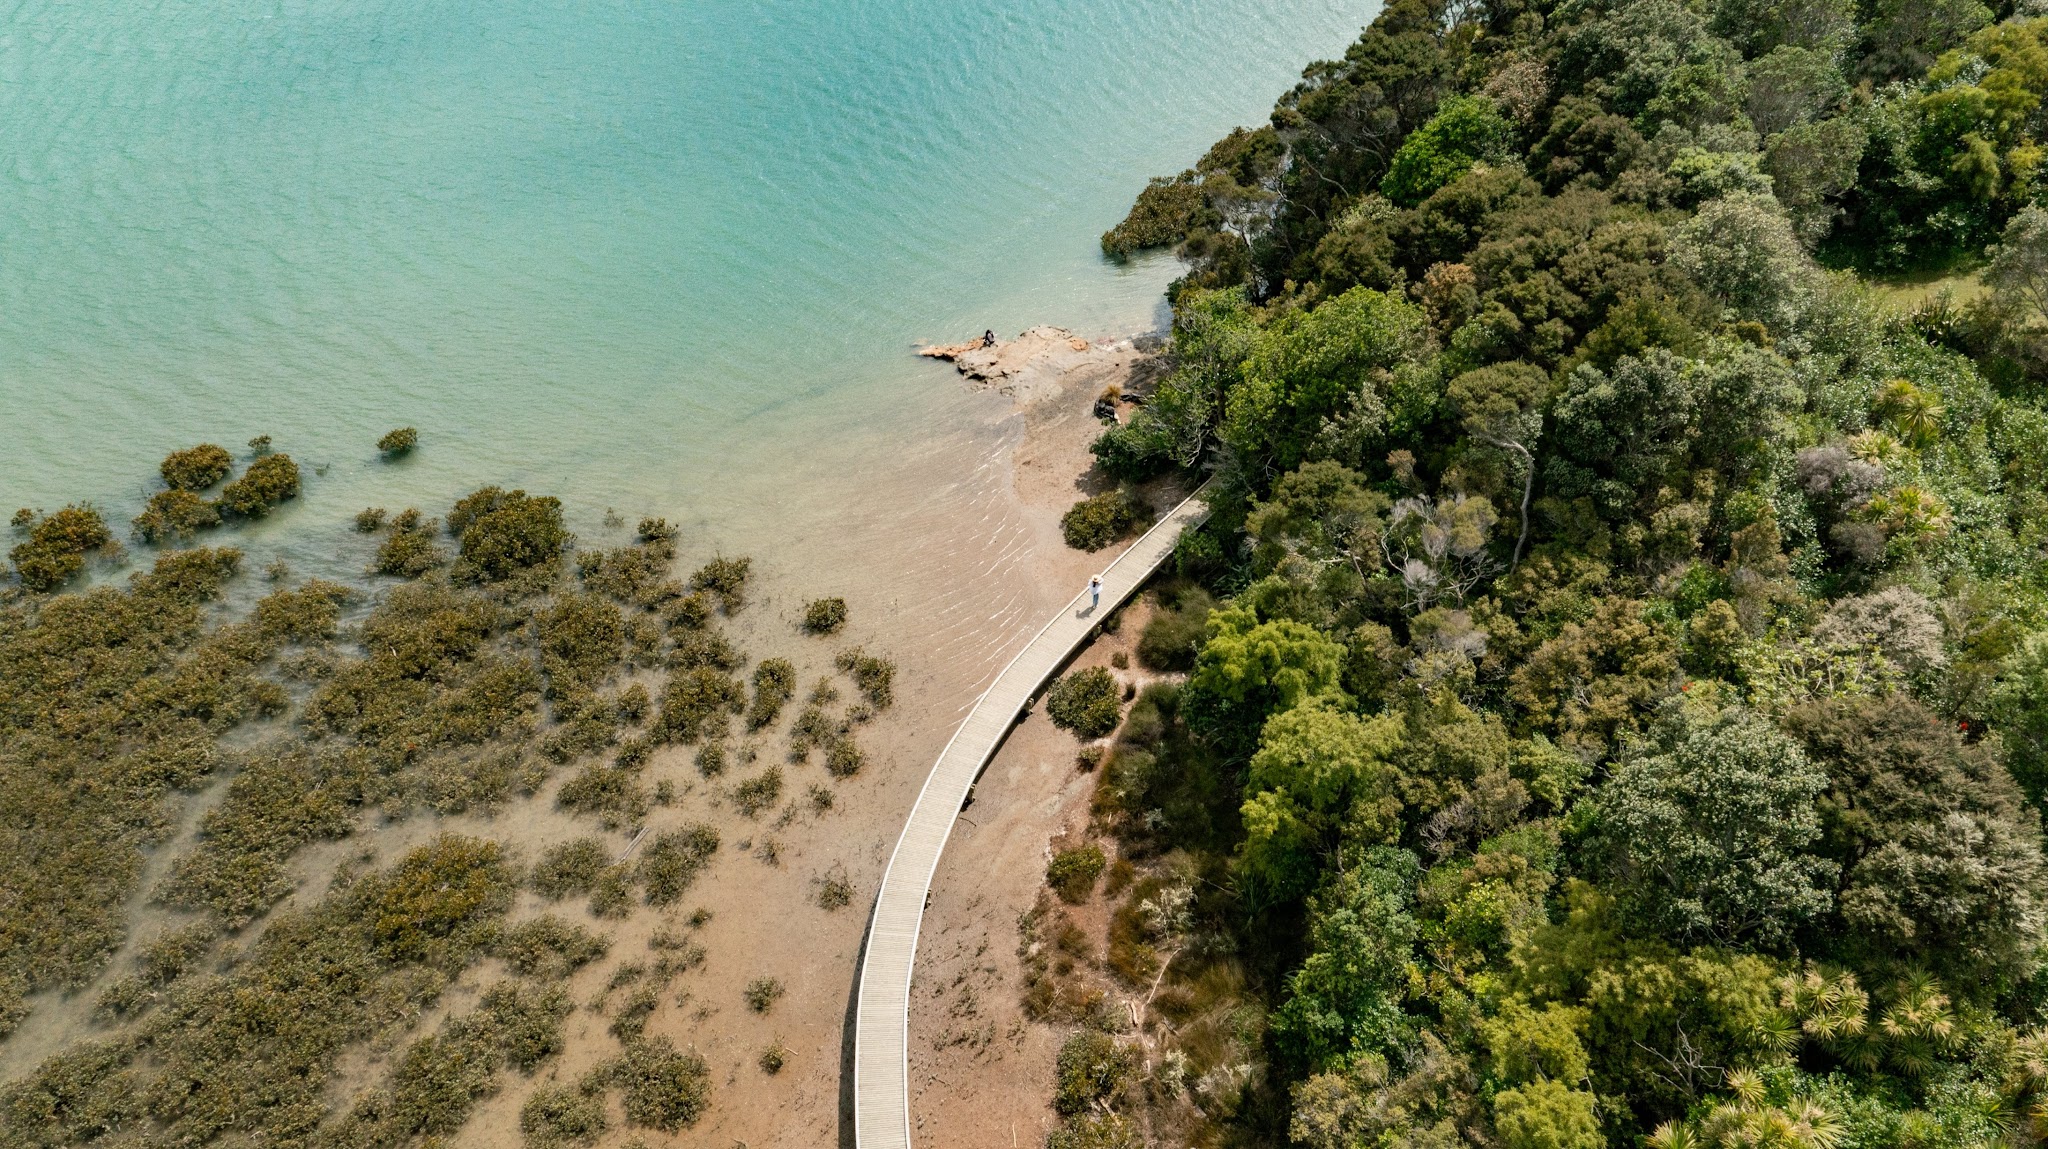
852 484 1213 1149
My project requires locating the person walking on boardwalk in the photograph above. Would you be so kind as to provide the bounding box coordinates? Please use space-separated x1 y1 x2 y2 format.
1089 574 1102 612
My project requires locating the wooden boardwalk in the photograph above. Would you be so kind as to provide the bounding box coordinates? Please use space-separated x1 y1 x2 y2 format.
852 485 1211 1149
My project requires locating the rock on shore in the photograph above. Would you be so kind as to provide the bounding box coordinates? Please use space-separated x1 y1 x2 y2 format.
918 326 1108 396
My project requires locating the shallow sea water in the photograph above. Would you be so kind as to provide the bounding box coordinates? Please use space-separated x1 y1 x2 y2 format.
0 0 1368 536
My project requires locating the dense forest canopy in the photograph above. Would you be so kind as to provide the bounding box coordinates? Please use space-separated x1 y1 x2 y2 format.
1070 0 2048 1144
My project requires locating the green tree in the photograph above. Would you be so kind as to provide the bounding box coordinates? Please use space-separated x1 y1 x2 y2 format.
1985 204 2048 326
1045 667 1124 740
1380 95 1517 207
1745 46 1847 134
1493 1079 1603 1149
1184 606 1347 754
1240 702 1405 902
1271 847 1421 1071
1693 341 1802 471
1864 0 1991 80
1991 630 2048 802
1222 287 1423 472
1244 460 1389 579
1480 1001 1592 1086
1763 117 1867 245
1091 288 1258 478
1599 704 1837 948
133 490 221 543
1670 193 1817 331
1448 361 1549 565
1546 351 1697 518
377 427 418 457
1511 883 1787 1115
1787 695 2048 985
1711 0 1856 57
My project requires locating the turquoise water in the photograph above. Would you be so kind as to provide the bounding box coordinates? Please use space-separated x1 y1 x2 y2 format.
0 0 1368 567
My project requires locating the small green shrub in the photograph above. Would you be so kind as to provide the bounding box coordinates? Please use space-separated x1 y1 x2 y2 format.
816 870 853 910
1053 1031 1136 1116
669 627 743 671
532 838 611 900
663 592 711 630
253 579 351 643
373 508 445 577
597 1036 711 1131
377 427 419 457
578 539 679 605
808 783 835 812
696 741 728 777
638 824 720 906
824 734 865 778
497 916 610 977
160 444 234 491
744 976 784 1013
588 864 636 919
217 453 301 517
521 1083 608 1148
1048 1113 1143 1149
1060 489 1148 552
615 683 650 724
689 556 750 612
448 487 568 581
732 767 784 817
483 980 574 1070
555 764 649 828
609 983 662 1042
747 657 797 729
802 597 848 634
133 490 221 543
1046 667 1122 739
653 667 745 743
1136 588 1214 671
789 705 838 760
369 835 514 961
539 592 625 699
353 507 388 532
759 1043 788 1074
1101 175 1205 258
1047 845 1107 904
9 505 114 591
139 922 217 984
835 647 895 709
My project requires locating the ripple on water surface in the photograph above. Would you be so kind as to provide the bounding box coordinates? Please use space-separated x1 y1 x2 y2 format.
0 0 1373 663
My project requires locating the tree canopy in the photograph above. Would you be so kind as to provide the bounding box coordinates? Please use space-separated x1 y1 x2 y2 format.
1070 0 2048 1141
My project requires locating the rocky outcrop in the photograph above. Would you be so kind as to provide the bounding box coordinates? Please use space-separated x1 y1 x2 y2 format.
918 326 1097 388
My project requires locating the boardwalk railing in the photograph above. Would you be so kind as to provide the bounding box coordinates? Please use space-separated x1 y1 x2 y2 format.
852 483 1213 1149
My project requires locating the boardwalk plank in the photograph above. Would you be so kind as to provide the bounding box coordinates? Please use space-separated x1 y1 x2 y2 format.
851 484 1213 1149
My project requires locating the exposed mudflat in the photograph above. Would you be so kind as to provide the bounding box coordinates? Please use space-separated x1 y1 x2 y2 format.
1 329 1171 1149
